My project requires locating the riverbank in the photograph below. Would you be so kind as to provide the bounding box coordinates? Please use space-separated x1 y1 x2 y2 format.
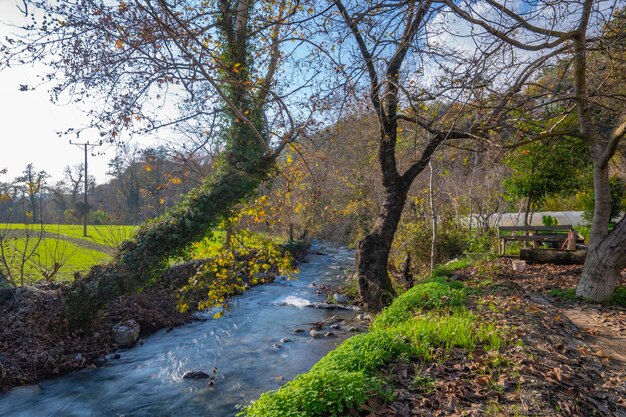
243 258 626 416
0 245 297 391
0 245 365 416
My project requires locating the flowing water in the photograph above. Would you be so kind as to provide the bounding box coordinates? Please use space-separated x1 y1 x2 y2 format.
0 245 360 417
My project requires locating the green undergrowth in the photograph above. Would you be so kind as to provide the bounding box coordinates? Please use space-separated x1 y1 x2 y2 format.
242 257 505 417
548 285 626 307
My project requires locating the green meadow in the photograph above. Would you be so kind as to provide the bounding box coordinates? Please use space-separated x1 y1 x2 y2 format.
0 224 227 285
0 224 135 283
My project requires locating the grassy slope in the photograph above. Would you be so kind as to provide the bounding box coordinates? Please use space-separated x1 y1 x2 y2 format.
0 224 135 247
243 259 505 417
0 224 227 284
0 224 132 283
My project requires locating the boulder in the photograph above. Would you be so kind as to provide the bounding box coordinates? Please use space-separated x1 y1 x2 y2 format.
112 319 140 347
183 371 211 379
310 330 323 338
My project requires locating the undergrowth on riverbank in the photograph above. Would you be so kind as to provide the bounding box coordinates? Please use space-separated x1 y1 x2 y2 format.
242 258 506 417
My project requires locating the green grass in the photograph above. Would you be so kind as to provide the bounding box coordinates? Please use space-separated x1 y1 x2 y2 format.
549 285 626 307
0 223 136 247
242 264 505 417
0 224 230 284
0 223 135 284
1 237 109 283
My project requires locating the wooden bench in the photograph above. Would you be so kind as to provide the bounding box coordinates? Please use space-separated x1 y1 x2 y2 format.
497 225 578 255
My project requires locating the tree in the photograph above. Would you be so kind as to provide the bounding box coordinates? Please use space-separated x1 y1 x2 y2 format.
2 0 312 323
14 163 48 223
504 137 591 226
443 0 626 301
330 0 524 311
64 164 85 210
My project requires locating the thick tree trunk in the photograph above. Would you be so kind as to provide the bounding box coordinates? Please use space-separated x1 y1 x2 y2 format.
576 164 626 301
576 164 625 300
355 183 408 312
576 217 626 300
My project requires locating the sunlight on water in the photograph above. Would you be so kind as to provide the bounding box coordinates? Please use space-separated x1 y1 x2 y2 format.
0 244 358 417
277 295 311 307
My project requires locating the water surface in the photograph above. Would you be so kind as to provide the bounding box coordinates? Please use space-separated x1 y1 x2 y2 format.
0 245 357 417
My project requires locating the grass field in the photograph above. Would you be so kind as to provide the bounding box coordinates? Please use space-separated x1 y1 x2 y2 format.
0 223 226 285
0 224 135 284
0 223 136 247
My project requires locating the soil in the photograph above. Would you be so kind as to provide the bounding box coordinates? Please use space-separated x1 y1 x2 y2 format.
0 260 274 391
357 260 626 417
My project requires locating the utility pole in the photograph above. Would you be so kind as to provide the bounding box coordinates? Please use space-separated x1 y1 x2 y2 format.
70 140 102 237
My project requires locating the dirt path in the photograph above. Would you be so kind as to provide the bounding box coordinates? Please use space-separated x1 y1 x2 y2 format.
528 293 626 369
3 229 111 253
560 305 626 369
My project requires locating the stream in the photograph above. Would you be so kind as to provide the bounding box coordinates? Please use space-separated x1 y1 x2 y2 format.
0 244 361 417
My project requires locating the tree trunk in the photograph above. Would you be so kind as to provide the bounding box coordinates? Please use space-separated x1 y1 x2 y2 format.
66 157 273 325
355 183 408 312
576 217 626 301
428 161 438 273
576 165 626 300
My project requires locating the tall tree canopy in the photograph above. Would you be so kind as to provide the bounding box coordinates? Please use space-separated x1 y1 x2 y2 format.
2 0 320 322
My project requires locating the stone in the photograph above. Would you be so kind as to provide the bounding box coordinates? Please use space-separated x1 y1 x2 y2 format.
273 343 283 349
183 371 211 379
324 332 335 337
112 319 140 347
294 328 305 333
333 293 349 304
281 337 292 343
348 326 361 332
308 302 361 311
449 273 464 281
310 330 322 338
330 323 340 330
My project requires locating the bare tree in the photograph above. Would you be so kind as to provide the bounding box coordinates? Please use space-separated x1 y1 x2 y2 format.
14 163 48 223
1 0 326 322
329 0 526 311
443 0 626 301
64 164 85 210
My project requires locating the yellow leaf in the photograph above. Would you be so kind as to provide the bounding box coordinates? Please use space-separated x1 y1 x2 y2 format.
115 39 124 49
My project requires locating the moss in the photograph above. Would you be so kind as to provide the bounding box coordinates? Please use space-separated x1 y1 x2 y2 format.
242 263 505 417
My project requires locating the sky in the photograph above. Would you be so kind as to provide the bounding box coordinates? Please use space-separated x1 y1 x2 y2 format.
0 1 144 184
